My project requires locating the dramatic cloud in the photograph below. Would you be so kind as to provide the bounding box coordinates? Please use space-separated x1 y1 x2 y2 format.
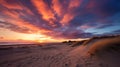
0 36 4 39
0 0 120 39
31 0 55 24
0 21 33 33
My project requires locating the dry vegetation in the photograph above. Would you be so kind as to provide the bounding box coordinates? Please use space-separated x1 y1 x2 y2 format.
88 36 120 56
62 40 76 45
62 35 120 47
70 40 87 47
83 35 120 45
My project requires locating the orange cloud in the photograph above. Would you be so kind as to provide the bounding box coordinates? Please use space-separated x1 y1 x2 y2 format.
31 0 55 22
3 11 19 19
0 5 49 34
80 25 92 29
52 0 63 16
0 0 33 19
0 0 22 10
59 0 83 25
2 12 36 33
31 0 83 26
69 0 82 8
60 13 75 25
2 11 50 34
0 36 4 40
12 20 50 34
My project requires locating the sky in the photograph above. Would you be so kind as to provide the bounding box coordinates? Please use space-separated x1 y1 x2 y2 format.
0 0 120 42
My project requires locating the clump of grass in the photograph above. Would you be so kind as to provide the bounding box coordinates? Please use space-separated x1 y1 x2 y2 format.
71 40 87 47
88 37 120 56
62 40 76 45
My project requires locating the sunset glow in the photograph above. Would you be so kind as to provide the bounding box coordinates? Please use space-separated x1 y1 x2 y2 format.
0 0 120 43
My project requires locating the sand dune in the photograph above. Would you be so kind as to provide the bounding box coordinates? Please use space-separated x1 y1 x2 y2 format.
0 35 120 67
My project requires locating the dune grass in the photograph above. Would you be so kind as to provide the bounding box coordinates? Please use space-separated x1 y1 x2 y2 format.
83 35 119 46
70 40 87 47
88 37 120 56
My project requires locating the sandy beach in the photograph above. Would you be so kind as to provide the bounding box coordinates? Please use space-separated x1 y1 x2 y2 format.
0 36 120 67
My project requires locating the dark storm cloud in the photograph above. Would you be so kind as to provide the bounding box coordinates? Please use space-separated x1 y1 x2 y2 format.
0 0 120 39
